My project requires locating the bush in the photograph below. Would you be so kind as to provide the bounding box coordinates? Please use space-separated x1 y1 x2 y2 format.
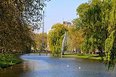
0 54 22 68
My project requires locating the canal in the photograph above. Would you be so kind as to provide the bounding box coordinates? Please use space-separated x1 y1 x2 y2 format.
0 54 116 77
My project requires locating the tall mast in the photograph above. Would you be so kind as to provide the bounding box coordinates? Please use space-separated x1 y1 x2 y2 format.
42 10 45 51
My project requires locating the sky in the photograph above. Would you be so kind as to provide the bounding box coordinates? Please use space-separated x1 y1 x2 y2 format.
42 0 88 33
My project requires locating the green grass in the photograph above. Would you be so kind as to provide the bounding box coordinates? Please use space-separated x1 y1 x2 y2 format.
63 54 102 60
0 54 22 69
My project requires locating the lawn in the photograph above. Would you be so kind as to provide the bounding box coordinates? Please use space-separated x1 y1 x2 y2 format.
0 54 22 69
63 54 103 60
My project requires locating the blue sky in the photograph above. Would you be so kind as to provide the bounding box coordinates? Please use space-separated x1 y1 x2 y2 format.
43 0 88 32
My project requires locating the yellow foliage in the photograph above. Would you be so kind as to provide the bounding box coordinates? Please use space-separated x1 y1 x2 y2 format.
68 26 84 51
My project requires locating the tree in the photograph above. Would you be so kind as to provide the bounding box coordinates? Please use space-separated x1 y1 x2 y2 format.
48 23 66 56
76 0 108 55
75 0 116 67
0 0 35 53
76 3 90 18
68 25 84 53
104 0 116 67
34 33 47 50
23 0 50 30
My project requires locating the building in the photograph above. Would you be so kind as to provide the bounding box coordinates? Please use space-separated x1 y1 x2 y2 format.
63 21 72 26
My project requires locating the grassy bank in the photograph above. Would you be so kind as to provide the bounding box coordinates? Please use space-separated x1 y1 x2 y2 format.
0 54 22 69
63 54 103 60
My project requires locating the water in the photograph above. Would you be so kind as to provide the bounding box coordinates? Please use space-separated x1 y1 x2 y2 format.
0 54 116 77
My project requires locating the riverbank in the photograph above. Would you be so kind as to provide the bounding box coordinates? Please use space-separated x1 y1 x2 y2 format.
31 53 102 60
63 54 103 60
0 54 22 69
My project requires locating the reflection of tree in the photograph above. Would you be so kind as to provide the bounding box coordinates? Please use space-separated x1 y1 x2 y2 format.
0 63 28 77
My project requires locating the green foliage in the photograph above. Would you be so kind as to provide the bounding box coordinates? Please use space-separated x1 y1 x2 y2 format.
48 23 66 56
75 0 116 66
77 3 90 18
68 25 84 52
76 0 106 54
23 0 51 30
34 33 47 50
103 0 116 67
0 54 22 68
0 1 35 53
81 38 90 53
105 30 115 61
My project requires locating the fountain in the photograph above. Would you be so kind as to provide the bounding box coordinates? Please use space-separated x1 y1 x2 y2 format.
61 32 67 57
61 21 71 57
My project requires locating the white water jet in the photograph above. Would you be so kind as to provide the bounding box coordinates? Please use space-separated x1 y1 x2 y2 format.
61 32 67 57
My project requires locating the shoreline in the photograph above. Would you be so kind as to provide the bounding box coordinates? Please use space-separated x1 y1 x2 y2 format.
62 54 103 61
0 54 22 69
0 53 105 69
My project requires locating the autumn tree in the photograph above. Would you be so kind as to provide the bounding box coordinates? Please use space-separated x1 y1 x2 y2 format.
34 33 47 50
68 25 84 53
0 0 35 53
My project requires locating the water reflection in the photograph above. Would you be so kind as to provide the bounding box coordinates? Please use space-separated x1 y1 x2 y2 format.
0 62 27 77
0 54 116 77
